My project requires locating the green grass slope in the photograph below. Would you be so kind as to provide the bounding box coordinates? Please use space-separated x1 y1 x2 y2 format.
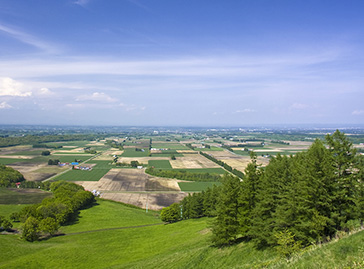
1 199 364 269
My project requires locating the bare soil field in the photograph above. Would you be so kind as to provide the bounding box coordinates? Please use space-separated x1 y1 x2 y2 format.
208 150 238 159
74 169 184 210
170 155 220 169
8 162 58 181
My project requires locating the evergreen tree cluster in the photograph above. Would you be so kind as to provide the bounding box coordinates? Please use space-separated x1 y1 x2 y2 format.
211 131 364 251
13 181 95 241
160 184 221 222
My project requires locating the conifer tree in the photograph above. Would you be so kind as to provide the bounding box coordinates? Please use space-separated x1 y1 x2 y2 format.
211 174 242 246
239 151 261 236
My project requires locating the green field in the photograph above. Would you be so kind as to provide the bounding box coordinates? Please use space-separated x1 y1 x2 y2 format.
178 181 221 192
7 150 45 156
1 198 363 268
0 188 52 205
0 158 27 165
53 161 112 181
152 143 189 150
121 148 150 157
148 160 172 169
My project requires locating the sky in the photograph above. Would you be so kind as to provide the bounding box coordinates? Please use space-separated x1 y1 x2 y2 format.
0 0 364 127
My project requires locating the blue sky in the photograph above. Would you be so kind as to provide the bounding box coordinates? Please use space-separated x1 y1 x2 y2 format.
0 0 364 126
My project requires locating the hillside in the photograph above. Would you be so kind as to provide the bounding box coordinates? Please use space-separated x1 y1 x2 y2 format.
1 199 364 268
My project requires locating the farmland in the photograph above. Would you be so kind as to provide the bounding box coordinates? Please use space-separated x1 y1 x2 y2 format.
1 126 364 211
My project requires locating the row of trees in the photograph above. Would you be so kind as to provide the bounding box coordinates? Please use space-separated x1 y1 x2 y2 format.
0 134 100 148
200 151 245 178
12 181 95 241
0 164 25 187
160 185 221 222
145 167 222 182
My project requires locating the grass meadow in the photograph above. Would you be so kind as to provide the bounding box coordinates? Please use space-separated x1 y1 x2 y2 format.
152 143 190 150
1 198 363 268
148 160 172 169
53 161 112 181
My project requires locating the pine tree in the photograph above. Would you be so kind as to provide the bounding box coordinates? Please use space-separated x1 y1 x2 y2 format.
211 175 242 246
239 151 261 237
326 130 357 228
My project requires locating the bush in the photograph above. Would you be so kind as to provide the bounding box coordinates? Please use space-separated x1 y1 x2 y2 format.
22 216 40 242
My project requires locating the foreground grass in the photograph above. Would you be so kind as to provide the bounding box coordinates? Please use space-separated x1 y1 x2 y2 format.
1 198 364 268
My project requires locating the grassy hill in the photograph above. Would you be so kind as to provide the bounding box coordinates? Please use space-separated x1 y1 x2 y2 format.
1 199 364 268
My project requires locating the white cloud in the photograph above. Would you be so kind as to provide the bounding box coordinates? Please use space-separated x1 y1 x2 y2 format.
290 103 308 110
0 101 12 109
0 23 60 54
235 108 255 113
37 87 54 96
0 77 32 97
76 92 117 103
352 110 364 115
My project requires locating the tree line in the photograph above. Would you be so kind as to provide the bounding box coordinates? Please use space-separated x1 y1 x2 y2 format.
0 134 101 148
145 167 222 182
11 181 95 241
162 131 364 256
199 151 244 178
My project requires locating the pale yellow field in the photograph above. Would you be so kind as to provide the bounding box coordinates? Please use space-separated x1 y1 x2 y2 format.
170 155 220 169
0 155 34 159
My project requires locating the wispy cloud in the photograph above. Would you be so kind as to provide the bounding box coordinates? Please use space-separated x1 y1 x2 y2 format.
126 0 150 11
0 101 12 109
352 110 364 115
73 0 90 7
234 109 255 113
290 103 308 110
76 92 118 103
0 23 60 54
